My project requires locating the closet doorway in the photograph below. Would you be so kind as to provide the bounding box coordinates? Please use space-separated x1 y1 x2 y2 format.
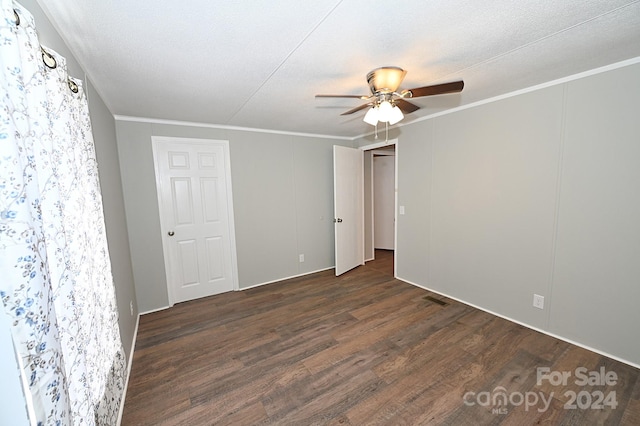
363 140 396 270
373 149 395 250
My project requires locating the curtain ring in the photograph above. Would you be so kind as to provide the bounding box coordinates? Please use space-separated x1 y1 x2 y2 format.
68 78 79 94
14 9 20 26
41 47 57 69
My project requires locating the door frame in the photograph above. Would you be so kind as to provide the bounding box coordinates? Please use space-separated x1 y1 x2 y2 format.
360 138 398 278
151 136 240 306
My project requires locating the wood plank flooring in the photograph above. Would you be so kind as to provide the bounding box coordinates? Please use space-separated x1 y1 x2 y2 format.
122 250 640 425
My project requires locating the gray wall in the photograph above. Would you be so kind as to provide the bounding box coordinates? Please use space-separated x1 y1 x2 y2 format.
388 61 640 366
115 120 351 312
550 64 640 362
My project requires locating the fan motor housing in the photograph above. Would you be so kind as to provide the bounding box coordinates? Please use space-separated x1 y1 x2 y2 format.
367 66 407 94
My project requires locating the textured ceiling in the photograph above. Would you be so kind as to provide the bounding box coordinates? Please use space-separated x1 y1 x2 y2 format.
37 0 640 139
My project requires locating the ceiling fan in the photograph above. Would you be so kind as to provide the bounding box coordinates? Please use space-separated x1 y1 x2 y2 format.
316 66 464 126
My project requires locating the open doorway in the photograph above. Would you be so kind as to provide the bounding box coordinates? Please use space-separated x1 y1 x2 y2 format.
332 139 397 277
362 139 397 274
373 149 396 250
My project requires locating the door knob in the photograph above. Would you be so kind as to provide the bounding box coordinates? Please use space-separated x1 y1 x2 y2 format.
168 231 175 236
334 218 343 223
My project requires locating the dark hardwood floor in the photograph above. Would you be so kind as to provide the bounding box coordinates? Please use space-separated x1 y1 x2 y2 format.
122 250 640 425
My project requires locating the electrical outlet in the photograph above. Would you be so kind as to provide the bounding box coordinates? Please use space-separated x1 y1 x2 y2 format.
299 254 304 263
130 300 134 316
533 294 544 310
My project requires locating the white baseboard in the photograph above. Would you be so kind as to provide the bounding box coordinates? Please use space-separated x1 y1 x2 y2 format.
239 266 335 291
138 305 171 316
396 275 640 370
138 267 338 314
117 314 139 426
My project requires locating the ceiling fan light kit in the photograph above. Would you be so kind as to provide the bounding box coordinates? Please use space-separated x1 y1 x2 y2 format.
387 107 404 125
364 100 404 126
316 66 464 129
363 106 379 125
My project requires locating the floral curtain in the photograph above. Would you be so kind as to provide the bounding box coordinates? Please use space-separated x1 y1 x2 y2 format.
0 1 125 424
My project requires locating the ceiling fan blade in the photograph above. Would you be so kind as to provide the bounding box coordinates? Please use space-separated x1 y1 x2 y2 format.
402 80 464 98
340 103 371 116
395 99 420 114
315 94 369 99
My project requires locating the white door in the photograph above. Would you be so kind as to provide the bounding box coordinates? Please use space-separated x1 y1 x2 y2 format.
153 137 237 304
333 145 364 276
374 154 395 250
